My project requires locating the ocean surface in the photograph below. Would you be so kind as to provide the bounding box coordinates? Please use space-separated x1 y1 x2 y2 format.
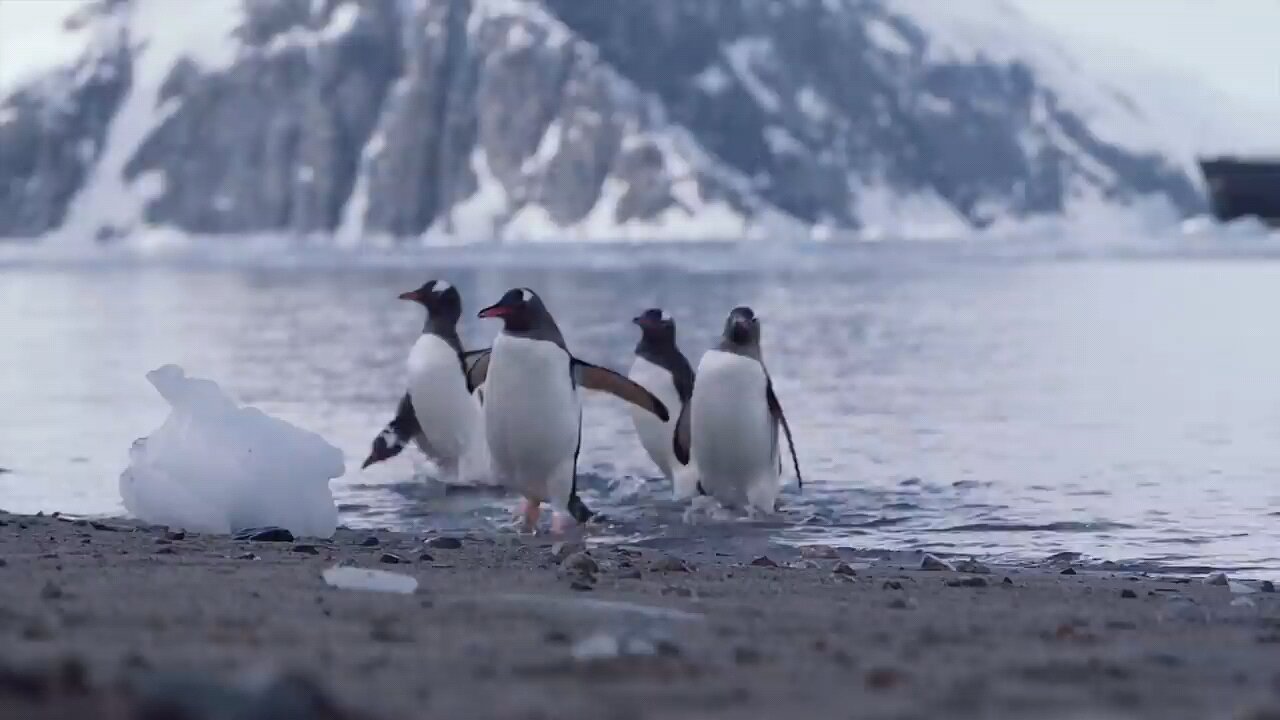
2 241 1279 576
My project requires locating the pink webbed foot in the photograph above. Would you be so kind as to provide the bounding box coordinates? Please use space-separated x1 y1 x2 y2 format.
512 497 541 534
550 512 573 535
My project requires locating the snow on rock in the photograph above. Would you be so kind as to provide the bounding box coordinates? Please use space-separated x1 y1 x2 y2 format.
119 364 344 537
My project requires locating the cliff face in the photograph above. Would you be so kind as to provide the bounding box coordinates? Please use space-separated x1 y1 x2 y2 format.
0 0 1206 242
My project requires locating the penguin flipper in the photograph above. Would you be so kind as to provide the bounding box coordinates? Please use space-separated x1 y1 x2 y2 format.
673 401 691 466
362 393 423 469
462 349 491 393
571 359 669 422
766 379 803 490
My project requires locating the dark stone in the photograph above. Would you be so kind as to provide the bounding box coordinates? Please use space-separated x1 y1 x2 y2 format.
832 562 858 577
360 536 381 547
1060 567 1077 575
1262 581 1276 594
651 554 692 572
235 527 295 543
154 547 177 555
90 521 123 532
164 530 186 541
237 553 258 560
379 553 406 564
570 579 594 592
40 582 64 600
425 536 462 550
416 551 435 562
1121 589 1138 599
946 576 988 588
882 581 904 590
749 556 778 568
1002 577 1014 585
292 544 321 555
662 585 694 598
562 552 599 575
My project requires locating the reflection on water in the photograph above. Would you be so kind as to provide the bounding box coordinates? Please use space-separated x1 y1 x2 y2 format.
1 246 1279 575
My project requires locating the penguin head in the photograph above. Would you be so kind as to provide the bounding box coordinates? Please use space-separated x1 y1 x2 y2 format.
722 306 760 348
398 280 461 322
633 307 676 345
478 287 543 332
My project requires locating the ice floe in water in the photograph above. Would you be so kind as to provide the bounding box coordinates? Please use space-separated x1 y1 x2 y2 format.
119 364 344 537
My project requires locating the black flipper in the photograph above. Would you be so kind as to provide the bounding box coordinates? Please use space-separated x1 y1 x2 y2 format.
462 349 491 393
362 394 422 469
673 401 691 466
571 359 669 422
567 407 595 523
766 379 803 490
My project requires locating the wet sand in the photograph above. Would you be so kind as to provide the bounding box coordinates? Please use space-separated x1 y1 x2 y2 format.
2 509 1279 720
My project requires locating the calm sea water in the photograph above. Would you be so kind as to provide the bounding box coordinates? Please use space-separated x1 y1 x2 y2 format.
1 243 1278 575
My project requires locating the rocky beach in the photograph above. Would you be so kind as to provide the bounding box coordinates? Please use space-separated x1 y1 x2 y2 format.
2 509 1279 720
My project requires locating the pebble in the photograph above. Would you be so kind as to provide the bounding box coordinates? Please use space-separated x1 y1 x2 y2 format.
1204 572 1229 586
1060 567 1077 576
919 554 952 571
799 545 839 559
379 553 406 565
0 558 6 568
90 521 123 532
1262 581 1276 593
550 541 586 561
749 555 779 568
1002 577 1014 585
41 581 64 600
360 536 381 547
569 579 595 592
652 555 693 572
946 576 988 588
561 552 599 575
416 551 435 563
953 558 991 574
425 536 462 550
164 530 186 541
1231 597 1256 609
292 544 321 555
1121 589 1138 599
234 527 294 543
236 553 258 561
832 562 858 577
882 580 904 590
154 547 177 555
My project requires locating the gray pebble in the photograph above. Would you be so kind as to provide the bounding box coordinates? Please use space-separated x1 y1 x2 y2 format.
652 555 693 572
749 556 779 568
236 553 258 561
425 536 462 550
154 547 177 555
1121 589 1138 599
164 530 186 541
292 544 320 555
379 553 406 564
416 551 435 563
799 545 839 559
882 580 904 590
832 562 858 577
1262 581 1275 593
1060 567 1077 575
562 552 599 575
1204 572 1229 586
953 558 991 574
920 554 953 571
360 536 381 547
946 576 988 588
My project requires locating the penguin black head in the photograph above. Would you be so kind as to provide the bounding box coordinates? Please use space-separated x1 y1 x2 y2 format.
722 306 760 348
633 307 676 343
399 280 462 324
478 287 546 334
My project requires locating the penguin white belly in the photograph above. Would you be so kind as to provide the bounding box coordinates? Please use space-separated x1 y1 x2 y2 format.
483 335 580 505
628 357 681 481
690 350 778 511
406 335 490 483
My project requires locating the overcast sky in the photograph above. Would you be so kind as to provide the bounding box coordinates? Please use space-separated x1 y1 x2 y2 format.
1009 0 1280 114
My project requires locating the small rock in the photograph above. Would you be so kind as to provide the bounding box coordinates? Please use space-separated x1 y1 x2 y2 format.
652 555 693 572
425 536 462 550
549 541 585 561
1160 598 1208 624
1121 589 1138 599
360 536 381 547
562 552 599 575
888 597 917 610
416 551 435 563
1060 567 1077 576
164 530 186 541
832 562 858 577
235 527 294 542
1262 581 1276 593
1231 597 1256 609
799 545 838 559
1204 572 1229 586
1002 576 1014 585
1044 551 1081 564
946 577 988 588
154 547 177 555
749 555 778 568
292 544 320 555
236 553 258 560
1229 581 1257 595
882 580 904 590
379 553 406 565
41 581 64 600
919 554 952 571
953 558 991 574
0 558 6 568
569 579 594 592
88 521 121 532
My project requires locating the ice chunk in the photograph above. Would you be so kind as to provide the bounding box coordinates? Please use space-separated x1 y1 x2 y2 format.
322 566 419 594
119 364 344 537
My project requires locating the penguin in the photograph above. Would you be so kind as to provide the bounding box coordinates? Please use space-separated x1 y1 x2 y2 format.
362 280 493 485
472 288 670 533
674 306 802 513
628 308 700 499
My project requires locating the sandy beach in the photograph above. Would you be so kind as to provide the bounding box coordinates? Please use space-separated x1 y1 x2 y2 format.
2 509 1278 720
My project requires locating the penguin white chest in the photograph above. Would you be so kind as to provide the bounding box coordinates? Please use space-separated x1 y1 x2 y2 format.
628 357 681 479
406 335 484 465
690 350 777 508
482 335 580 497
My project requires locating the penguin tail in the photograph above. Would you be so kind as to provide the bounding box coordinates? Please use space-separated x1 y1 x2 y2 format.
567 493 595 523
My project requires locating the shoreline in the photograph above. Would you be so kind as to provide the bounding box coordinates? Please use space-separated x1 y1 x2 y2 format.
3 509 1279 719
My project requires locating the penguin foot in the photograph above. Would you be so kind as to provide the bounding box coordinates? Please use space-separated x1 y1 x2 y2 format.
550 512 573 535
520 498 542 533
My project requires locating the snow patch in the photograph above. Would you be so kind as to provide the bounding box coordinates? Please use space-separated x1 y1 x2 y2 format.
865 17 912 55
722 37 781 113
438 149 510 241
852 179 970 241
693 64 731 95
119 364 344 537
764 126 806 156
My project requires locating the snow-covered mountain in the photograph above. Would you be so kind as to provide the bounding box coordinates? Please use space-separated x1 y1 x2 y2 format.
0 0 1213 243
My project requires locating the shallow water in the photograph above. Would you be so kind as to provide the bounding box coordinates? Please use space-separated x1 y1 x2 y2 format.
1 244 1278 575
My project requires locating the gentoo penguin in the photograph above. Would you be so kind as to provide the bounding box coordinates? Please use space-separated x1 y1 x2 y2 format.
674 306 802 513
362 280 492 485
473 288 670 533
628 308 700 499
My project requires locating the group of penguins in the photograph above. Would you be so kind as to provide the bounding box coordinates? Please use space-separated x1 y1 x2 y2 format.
360 280 803 534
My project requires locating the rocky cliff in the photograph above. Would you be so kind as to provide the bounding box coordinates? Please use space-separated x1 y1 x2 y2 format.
0 0 1206 242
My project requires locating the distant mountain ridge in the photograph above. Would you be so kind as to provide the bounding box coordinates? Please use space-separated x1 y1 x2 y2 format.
0 0 1206 243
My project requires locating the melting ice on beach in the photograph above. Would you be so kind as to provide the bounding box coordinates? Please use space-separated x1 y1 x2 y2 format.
119 364 344 537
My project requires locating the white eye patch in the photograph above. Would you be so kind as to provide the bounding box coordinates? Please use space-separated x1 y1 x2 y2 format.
518 288 533 302
434 280 452 293
660 310 672 322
